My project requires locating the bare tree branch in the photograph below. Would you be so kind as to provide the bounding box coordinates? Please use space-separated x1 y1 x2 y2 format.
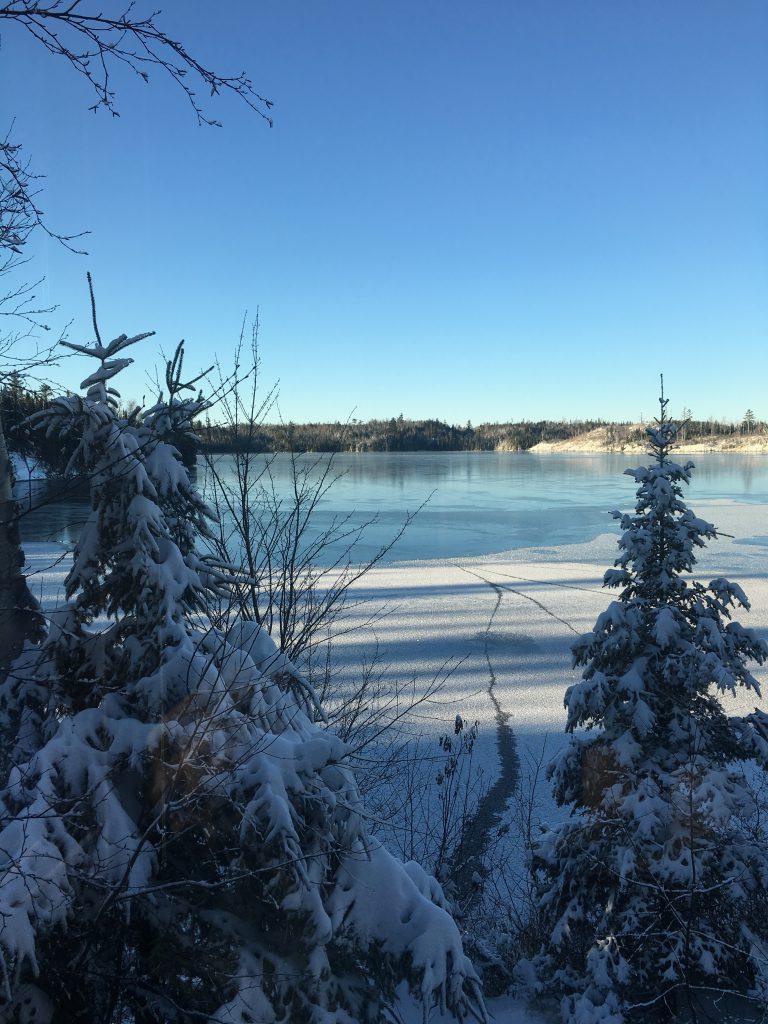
1 128 87 254
0 1 274 127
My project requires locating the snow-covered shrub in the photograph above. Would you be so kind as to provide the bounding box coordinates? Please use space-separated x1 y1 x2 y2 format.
0 331 485 1023
531 391 768 1023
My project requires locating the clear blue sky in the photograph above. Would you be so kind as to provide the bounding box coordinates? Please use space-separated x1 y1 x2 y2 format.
2 1 766 424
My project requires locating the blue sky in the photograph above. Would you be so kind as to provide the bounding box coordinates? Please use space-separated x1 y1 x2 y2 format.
2 1 766 424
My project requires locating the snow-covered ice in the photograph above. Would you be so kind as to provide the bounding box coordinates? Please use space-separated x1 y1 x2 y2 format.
336 500 768 775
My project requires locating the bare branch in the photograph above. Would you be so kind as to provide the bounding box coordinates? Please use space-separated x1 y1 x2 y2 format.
1 128 87 253
0 2 274 127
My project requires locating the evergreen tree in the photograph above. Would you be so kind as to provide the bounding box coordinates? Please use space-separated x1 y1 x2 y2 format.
0 330 485 1024
532 389 768 1023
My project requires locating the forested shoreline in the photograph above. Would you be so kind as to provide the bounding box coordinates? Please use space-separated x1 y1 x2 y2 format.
201 415 610 452
2 375 766 462
202 414 767 454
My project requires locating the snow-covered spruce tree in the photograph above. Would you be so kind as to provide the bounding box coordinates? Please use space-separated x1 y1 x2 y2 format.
532 390 768 1023
0 328 485 1024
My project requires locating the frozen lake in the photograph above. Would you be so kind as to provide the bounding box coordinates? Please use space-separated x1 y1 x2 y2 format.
15 452 768 565
17 450 768 564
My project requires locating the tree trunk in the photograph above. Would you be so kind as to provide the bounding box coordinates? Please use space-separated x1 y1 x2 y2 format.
0 410 44 682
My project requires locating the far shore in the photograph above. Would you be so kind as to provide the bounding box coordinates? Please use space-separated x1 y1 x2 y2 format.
527 426 768 455
201 425 768 458
202 434 768 456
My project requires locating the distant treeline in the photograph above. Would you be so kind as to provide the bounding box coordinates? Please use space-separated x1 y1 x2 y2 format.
201 417 610 453
2 375 766 465
0 372 66 471
200 414 767 454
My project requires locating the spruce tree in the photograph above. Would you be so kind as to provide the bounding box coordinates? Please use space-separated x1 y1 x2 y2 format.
533 389 768 1023
0 329 485 1024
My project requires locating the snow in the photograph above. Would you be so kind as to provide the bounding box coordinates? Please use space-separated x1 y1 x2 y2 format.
15 497 768 1023
334 499 768 756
